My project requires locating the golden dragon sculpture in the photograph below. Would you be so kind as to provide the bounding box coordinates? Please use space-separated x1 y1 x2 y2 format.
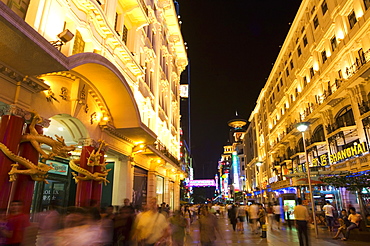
70 140 111 185
0 113 75 183
0 142 53 183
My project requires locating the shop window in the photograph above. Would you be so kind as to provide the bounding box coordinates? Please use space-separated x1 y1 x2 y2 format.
313 15 319 29
330 36 337 51
348 11 357 29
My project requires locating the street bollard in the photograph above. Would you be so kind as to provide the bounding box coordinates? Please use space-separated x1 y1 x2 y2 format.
261 224 267 238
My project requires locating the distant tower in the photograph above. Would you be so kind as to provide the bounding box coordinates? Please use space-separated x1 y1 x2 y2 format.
227 112 247 143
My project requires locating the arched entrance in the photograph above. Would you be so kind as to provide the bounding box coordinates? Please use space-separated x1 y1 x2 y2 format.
31 114 88 213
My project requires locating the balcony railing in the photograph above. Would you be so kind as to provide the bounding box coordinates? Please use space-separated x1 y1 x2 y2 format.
326 121 356 134
152 141 180 166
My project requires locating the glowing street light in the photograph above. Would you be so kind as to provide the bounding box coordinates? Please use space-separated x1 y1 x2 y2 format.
256 161 263 203
296 122 318 238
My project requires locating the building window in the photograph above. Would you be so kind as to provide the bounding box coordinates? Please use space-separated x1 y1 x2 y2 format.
321 0 328 15
330 36 337 51
122 25 128 43
296 38 299 44
298 45 302 57
365 0 370 10
303 35 308 47
303 76 307 86
277 84 280 92
290 60 294 70
301 26 305 33
280 78 283 87
72 30 85 55
348 11 357 29
313 15 319 29
286 68 290 77
310 67 315 78
321 50 327 63
338 69 342 79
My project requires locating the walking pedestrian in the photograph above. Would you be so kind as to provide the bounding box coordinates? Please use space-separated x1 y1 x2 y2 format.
293 198 310 246
236 203 246 233
199 206 219 246
258 203 266 228
183 206 192 234
266 203 274 231
227 204 238 231
322 200 335 232
1 200 30 246
273 201 282 230
169 210 187 246
249 201 259 234
132 197 170 246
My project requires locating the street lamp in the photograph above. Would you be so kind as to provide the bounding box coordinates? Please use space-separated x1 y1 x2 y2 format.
296 122 319 238
256 161 263 203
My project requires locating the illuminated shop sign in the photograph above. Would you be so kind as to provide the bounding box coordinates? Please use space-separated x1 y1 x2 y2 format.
311 142 367 166
188 179 216 187
46 160 68 176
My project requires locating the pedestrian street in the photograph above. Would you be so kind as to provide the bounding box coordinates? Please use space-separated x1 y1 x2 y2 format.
184 215 370 246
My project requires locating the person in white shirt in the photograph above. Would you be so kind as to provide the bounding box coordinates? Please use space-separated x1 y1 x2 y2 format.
272 202 282 230
248 202 259 234
322 200 335 232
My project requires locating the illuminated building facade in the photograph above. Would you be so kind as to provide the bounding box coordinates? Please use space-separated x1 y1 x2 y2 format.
0 0 187 213
246 0 370 209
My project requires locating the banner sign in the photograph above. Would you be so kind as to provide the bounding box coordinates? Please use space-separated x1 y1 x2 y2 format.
188 179 216 187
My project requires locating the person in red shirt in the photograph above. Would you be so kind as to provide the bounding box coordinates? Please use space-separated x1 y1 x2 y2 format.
1 200 30 246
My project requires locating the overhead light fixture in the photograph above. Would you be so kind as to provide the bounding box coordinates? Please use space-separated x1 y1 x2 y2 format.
50 29 74 51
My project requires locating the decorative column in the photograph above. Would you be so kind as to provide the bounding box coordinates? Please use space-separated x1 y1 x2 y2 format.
90 149 105 206
75 146 95 207
14 123 43 213
0 107 25 209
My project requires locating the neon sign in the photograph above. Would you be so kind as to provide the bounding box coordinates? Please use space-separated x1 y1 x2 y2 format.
188 179 216 187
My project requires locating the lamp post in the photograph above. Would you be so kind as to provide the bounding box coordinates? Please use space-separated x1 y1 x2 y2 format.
256 161 263 203
296 122 319 238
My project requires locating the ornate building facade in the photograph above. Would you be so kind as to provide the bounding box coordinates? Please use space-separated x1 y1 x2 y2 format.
246 0 370 210
0 0 187 213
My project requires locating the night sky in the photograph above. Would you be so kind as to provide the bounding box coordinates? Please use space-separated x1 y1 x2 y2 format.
177 1 302 179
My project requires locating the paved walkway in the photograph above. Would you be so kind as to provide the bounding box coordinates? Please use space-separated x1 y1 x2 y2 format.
184 215 369 246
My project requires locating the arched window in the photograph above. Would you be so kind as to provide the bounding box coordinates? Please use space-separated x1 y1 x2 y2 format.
335 105 355 127
312 125 325 142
